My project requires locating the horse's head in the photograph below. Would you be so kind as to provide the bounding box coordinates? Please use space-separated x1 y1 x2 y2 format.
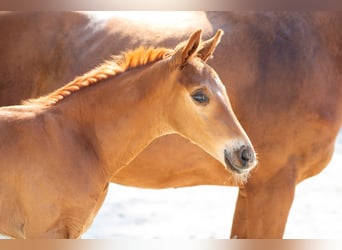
161 29 257 178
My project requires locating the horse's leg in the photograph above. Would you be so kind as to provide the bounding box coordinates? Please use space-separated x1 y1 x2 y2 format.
230 165 296 239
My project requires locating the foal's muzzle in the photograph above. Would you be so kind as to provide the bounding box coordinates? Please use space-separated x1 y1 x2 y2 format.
224 145 256 174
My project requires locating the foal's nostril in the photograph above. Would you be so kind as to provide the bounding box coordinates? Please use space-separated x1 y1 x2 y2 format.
224 146 256 174
239 146 254 166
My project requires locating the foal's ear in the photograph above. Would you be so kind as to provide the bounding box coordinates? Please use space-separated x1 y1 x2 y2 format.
198 29 224 62
171 29 202 69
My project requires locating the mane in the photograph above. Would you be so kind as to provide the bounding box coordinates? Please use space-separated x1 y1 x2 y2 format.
23 47 173 106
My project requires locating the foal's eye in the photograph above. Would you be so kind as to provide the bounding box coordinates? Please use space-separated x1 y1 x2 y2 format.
191 90 209 105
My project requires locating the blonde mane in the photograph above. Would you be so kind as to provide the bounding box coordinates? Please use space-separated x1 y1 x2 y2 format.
23 47 172 106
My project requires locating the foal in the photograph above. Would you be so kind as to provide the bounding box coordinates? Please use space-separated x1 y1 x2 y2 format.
0 29 256 238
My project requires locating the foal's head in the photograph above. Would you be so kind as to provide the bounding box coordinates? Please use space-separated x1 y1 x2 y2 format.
161 30 257 177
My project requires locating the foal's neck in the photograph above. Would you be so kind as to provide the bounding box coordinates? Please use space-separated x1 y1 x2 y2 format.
56 61 173 178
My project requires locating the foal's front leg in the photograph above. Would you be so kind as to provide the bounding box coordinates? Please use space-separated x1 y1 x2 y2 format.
23 183 109 239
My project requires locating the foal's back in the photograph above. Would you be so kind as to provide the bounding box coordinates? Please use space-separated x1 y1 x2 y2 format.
0 106 43 164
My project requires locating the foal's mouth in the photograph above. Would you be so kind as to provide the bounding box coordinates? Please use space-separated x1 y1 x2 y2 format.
224 156 244 174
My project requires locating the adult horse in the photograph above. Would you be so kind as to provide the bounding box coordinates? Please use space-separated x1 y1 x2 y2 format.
0 29 256 238
0 11 342 238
